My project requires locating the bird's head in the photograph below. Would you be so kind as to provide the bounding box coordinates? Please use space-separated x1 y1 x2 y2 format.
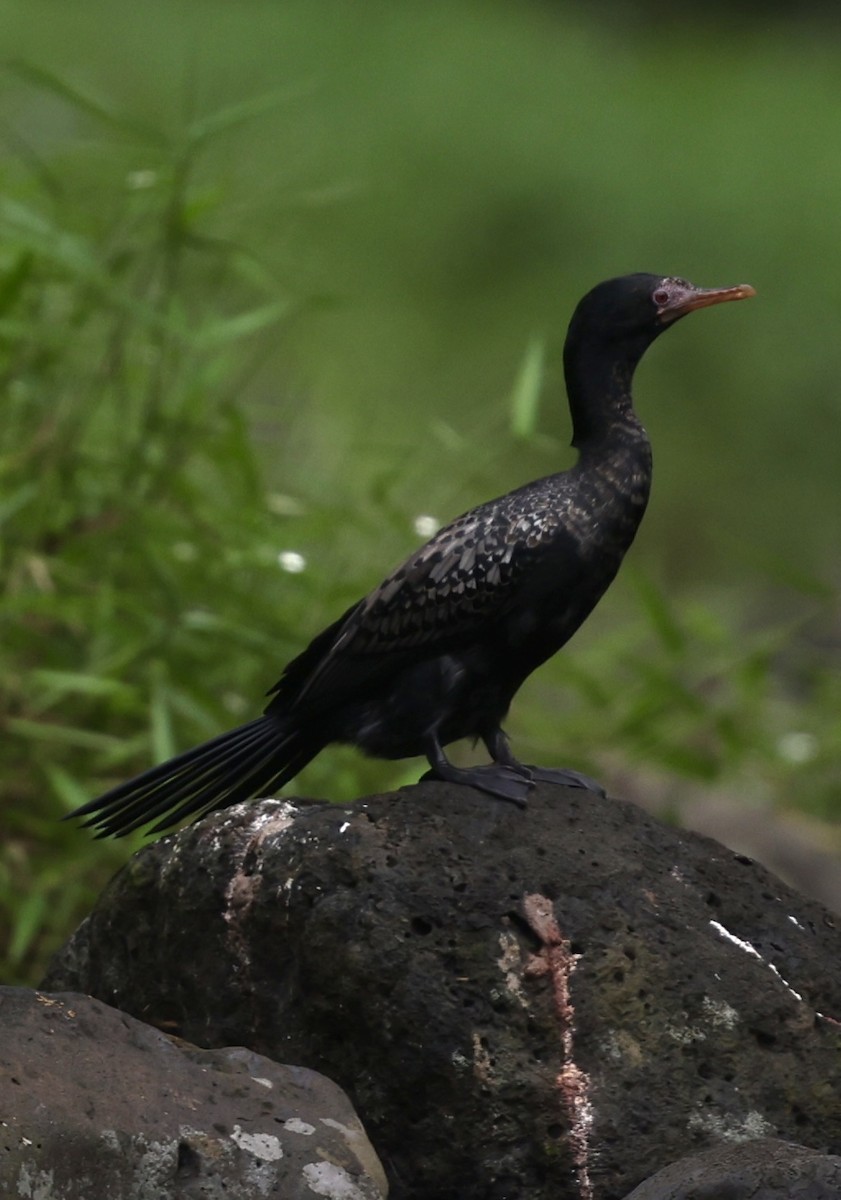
567 273 756 360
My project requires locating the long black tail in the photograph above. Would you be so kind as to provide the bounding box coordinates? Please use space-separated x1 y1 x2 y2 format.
68 716 321 838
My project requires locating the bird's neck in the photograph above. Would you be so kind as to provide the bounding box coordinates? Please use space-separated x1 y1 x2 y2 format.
563 340 647 456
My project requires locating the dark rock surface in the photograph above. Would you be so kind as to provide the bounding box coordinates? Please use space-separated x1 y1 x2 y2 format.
623 1137 841 1199
45 782 841 1200
0 986 387 1199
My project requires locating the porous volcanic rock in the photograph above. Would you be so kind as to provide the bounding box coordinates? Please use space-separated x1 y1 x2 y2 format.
0 986 386 1199
45 782 841 1199
623 1137 841 1199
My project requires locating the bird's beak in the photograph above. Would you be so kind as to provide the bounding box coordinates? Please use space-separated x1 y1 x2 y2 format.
658 282 756 322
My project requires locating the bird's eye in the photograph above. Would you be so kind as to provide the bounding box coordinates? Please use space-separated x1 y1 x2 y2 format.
653 288 670 306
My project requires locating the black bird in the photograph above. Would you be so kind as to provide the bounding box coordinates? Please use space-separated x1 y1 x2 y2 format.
70 273 755 837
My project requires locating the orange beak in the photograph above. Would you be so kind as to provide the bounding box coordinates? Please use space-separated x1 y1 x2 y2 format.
658 282 756 322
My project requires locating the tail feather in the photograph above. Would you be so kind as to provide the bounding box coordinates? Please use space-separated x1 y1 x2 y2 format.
70 716 320 838
140 732 303 837
92 719 276 836
78 719 271 837
73 718 270 832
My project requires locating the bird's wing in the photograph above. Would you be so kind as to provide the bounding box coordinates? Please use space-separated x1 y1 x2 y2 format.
278 479 582 711
345 498 567 647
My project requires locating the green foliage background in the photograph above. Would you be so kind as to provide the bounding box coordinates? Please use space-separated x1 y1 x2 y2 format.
1 0 840 983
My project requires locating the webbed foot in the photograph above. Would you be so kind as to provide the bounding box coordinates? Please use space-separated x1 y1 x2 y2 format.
419 761 531 808
481 729 606 798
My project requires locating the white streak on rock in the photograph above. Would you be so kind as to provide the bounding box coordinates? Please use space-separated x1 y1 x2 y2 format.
709 920 804 1003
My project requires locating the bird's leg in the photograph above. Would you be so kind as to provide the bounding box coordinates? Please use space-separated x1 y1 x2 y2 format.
484 727 606 798
422 731 531 808
483 728 532 778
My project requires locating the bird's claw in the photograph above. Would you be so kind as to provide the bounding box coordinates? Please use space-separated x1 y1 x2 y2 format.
523 765 606 797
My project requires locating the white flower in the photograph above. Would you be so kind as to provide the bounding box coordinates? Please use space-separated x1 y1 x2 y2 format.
414 514 439 538
278 550 306 574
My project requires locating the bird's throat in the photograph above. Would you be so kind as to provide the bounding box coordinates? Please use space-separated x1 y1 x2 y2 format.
565 347 644 454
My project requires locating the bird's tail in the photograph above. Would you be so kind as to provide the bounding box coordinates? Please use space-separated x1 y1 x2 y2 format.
68 715 320 838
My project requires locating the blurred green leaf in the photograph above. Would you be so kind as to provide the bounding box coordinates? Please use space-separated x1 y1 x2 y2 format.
508 336 545 440
186 89 305 147
193 300 293 348
43 763 94 814
7 59 166 145
630 572 687 656
30 670 137 702
7 718 127 751
149 669 176 763
7 891 48 967
0 248 34 314
0 483 38 526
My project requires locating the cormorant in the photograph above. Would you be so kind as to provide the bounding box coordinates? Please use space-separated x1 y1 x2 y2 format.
69 273 755 837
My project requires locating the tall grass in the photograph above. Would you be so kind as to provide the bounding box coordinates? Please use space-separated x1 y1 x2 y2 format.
0 70 326 982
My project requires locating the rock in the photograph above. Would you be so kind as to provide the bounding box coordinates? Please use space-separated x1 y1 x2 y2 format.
44 782 841 1199
623 1137 841 1199
0 986 387 1200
